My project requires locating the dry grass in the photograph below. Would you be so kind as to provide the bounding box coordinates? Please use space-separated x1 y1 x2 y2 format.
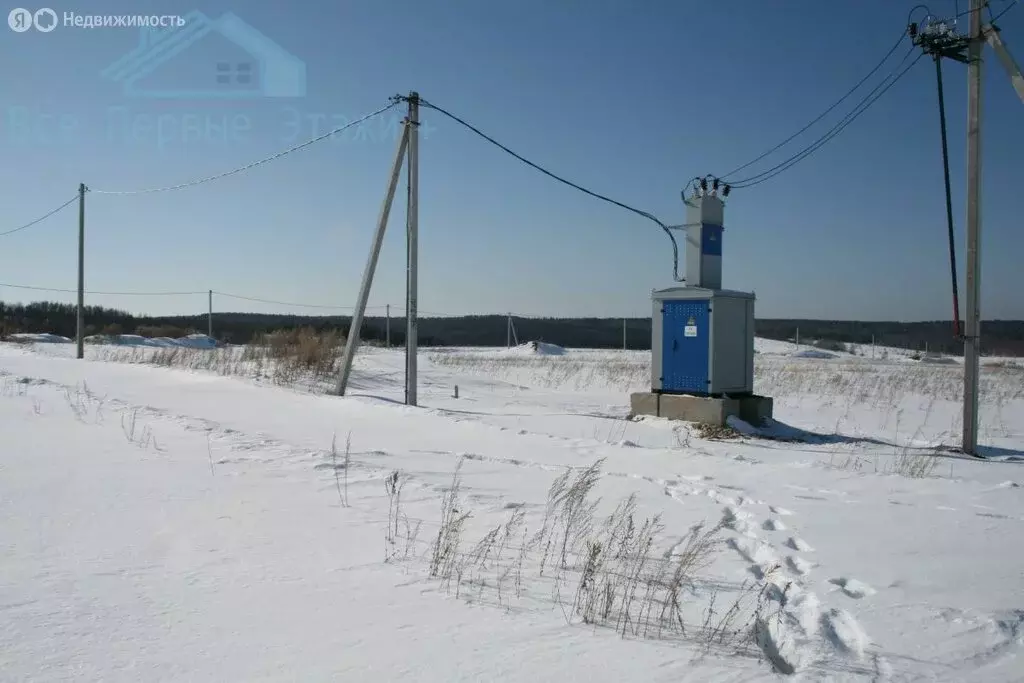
91 328 345 390
695 423 740 441
430 352 1024 406
401 458 783 656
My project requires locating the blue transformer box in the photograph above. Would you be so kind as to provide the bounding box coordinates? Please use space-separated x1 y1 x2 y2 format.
650 193 755 396
651 287 755 396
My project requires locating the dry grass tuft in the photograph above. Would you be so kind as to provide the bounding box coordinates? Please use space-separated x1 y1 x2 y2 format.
695 423 740 441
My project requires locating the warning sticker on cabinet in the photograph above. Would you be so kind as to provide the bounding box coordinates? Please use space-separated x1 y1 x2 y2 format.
684 316 697 337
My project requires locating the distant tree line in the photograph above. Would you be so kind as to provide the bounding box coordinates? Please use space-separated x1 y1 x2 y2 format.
1 300 1022 356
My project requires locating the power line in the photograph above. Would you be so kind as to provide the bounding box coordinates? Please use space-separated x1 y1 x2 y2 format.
88 100 402 196
0 195 78 238
213 290 386 311
0 282 205 295
728 47 924 189
720 31 909 181
991 0 1019 23
416 98 685 281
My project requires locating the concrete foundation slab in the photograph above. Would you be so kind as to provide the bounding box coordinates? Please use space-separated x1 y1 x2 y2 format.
738 395 773 427
660 394 739 425
628 392 774 427
629 392 660 419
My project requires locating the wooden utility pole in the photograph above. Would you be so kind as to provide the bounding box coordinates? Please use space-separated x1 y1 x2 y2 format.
76 183 85 359
385 304 390 348
207 290 213 339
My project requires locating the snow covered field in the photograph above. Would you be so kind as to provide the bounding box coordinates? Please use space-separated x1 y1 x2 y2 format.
1 340 1022 681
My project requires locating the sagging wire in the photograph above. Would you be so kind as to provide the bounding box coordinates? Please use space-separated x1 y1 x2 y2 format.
415 97 686 282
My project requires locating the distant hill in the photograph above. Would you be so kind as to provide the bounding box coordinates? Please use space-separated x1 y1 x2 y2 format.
2 300 1022 356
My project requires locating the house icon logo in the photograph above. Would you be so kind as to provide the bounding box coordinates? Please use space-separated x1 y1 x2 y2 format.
101 10 305 99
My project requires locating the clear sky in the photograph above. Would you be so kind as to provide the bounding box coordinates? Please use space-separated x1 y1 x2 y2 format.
1 0 1021 321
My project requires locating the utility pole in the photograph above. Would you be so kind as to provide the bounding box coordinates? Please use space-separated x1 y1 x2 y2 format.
76 183 85 359
335 114 410 396
385 304 390 348
623 318 627 351
207 290 213 339
507 313 512 348
963 0 983 455
405 92 420 407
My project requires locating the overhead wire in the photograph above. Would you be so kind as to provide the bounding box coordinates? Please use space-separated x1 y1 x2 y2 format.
990 0 1019 23
728 47 924 189
0 283 205 296
88 99 402 195
719 30 910 181
0 195 79 238
416 98 685 281
212 290 386 311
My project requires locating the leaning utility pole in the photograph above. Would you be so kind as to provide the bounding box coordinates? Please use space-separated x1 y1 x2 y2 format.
335 105 411 397
963 0 984 455
76 183 85 359
406 92 420 407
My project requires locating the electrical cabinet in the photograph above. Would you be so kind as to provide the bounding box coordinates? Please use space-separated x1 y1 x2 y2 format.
651 287 755 396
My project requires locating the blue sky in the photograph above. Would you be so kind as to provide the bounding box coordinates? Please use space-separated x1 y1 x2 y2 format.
1 0 1021 321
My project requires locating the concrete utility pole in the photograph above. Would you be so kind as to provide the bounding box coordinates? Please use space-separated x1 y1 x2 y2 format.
76 183 85 359
406 92 420 407
962 0 983 455
207 290 213 339
335 117 411 396
385 304 390 348
623 318 627 351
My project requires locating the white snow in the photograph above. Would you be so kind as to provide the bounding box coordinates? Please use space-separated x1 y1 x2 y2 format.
7 332 72 344
85 333 218 349
1 339 1022 681
504 340 567 356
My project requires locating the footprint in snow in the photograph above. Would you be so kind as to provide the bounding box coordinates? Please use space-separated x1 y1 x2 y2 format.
762 517 788 532
770 505 795 516
785 537 814 552
786 555 814 576
821 608 869 659
830 577 876 599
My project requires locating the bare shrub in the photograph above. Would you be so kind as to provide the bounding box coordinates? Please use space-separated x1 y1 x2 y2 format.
243 327 343 386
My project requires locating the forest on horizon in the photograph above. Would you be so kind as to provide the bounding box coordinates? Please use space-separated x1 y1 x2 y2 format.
2 300 1023 357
